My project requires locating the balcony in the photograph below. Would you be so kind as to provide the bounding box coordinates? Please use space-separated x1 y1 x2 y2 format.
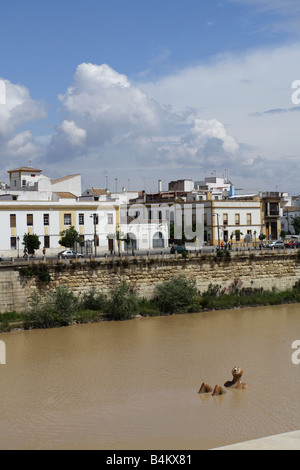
268 210 280 217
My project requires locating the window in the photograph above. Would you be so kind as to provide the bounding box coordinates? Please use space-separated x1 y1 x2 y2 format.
44 235 50 249
247 213 252 225
43 214 49 226
223 213 228 226
10 214 16 228
269 203 279 216
107 213 113 225
235 214 240 225
10 237 16 249
22 179 26 187
64 214 72 226
79 213 84 225
27 214 33 226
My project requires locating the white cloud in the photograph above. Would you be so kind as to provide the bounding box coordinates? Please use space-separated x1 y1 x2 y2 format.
59 120 86 147
45 62 240 187
0 79 47 168
42 44 300 193
0 79 46 138
139 43 300 191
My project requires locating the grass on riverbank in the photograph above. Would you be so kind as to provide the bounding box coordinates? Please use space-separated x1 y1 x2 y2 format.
1 277 300 332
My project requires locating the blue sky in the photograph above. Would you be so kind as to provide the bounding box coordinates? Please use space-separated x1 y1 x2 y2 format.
1 0 300 193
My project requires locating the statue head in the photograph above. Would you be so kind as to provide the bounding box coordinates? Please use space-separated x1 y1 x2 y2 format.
232 366 243 379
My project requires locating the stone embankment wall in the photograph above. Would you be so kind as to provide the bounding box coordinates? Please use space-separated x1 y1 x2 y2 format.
1 251 298 313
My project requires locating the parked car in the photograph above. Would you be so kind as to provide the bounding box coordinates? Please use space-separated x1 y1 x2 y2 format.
170 245 186 254
266 240 284 250
58 250 84 259
284 241 300 249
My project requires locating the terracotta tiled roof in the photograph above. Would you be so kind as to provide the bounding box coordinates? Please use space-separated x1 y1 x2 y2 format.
51 174 80 184
54 192 77 199
8 167 42 173
86 188 108 195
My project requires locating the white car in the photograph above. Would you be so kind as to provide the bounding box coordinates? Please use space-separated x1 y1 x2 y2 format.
58 250 84 259
266 240 284 250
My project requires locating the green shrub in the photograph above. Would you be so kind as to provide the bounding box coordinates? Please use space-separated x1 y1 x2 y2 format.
81 287 107 311
216 249 231 260
154 276 198 314
104 280 138 320
294 279 300 291
35 264 51 283
26 285 78 328
137 298 160 316
19 264 51 283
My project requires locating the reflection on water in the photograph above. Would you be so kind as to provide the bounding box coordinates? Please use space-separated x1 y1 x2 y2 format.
0 304 300 449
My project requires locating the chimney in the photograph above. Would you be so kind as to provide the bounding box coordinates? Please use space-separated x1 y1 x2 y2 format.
158 179 162 193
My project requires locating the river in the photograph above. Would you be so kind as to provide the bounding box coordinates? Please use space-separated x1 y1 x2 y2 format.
0 303 300 450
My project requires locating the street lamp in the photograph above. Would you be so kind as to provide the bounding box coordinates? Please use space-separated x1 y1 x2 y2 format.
17 236 20 258
90 213 98 257
213 213 220 249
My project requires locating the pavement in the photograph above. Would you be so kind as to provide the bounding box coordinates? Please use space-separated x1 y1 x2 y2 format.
213 431 300 450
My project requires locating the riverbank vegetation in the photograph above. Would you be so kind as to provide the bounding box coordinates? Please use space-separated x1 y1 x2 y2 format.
1 276 300 332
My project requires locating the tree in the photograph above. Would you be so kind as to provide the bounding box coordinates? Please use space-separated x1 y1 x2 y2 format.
59 226 80 249
280 230 286 239
115 229 124 256
104 280 138 320
124 233 131 253
23 233 41 256
235 230 243 242
291 216 300 235
154 276 198 314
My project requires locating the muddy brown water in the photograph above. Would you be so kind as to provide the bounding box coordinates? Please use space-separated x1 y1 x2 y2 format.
0 303 300 450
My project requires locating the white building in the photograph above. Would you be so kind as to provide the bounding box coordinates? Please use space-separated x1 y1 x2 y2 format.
204 198 262 246
282 199 300 235
0 167 120 257
51 174 82 197
0 166 169 257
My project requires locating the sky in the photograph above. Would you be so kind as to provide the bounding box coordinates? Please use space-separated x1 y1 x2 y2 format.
1 0 300 194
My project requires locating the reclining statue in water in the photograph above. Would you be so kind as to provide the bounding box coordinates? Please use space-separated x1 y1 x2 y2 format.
198 366 249 396
224 366 249 390
198 383 226 396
